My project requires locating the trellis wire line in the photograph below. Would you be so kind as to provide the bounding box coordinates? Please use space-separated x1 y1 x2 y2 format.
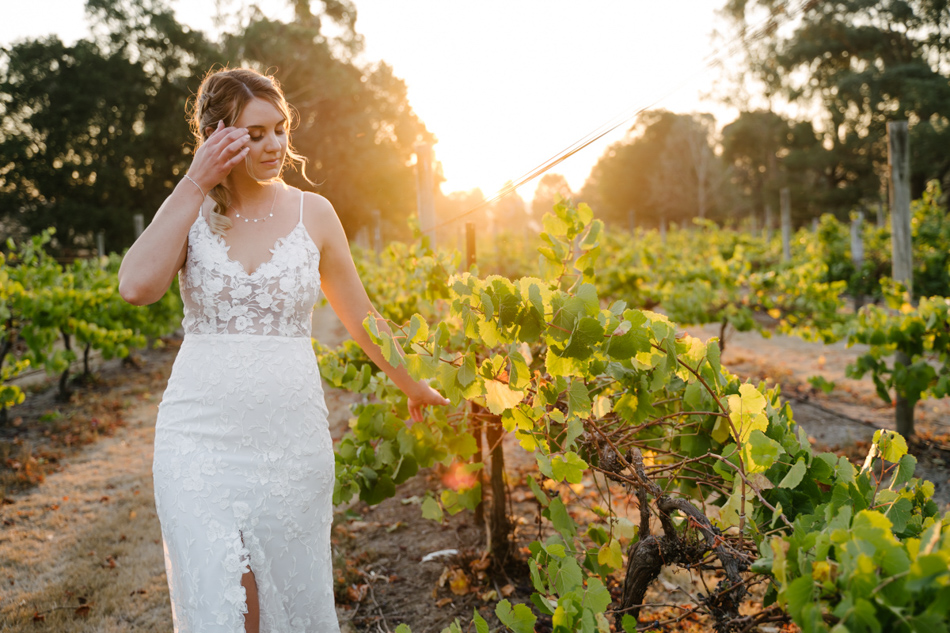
429 0 818 231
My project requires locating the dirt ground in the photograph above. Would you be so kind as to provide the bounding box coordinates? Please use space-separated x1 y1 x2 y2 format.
1 310 947 632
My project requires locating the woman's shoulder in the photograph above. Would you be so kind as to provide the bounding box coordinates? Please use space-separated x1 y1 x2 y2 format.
295 189 340 252
299 190 336 217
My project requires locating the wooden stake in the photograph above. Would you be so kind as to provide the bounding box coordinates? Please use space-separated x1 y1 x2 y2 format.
414 142 436 248
851 211 864 311
465 221 476 271
887 121 914 438
780 188 791 261
888 122 913 298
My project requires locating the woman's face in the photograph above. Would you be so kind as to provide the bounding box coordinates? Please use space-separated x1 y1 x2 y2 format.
231 97 288 182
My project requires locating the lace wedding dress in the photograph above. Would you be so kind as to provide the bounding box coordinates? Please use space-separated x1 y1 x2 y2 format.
153 191 340 632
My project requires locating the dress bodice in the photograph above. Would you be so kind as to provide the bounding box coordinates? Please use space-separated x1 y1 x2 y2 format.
178 191 321 338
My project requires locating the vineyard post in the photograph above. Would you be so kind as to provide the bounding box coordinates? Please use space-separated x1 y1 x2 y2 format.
659 217 667 244
465 221 476 271
888 122 913 298
414 142 436 249
887 120 914 438
96 231 105 260
876 199 886 228
371 209 382 263
133 213 144 238
764 202 773 241
628 208 635 235
780 187 791 261
851 211 865 311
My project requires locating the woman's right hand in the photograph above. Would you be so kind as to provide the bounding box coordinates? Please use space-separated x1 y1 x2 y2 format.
185 121 251 194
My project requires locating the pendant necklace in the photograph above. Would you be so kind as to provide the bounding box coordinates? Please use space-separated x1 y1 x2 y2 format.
232 185 279 223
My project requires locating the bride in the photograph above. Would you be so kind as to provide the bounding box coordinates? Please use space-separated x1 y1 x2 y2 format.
119 67 449 633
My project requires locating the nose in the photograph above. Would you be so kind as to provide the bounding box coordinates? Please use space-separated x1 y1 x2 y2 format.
264 132 283 153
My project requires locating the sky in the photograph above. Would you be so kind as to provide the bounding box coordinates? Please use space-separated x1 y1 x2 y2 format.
2 0 740 202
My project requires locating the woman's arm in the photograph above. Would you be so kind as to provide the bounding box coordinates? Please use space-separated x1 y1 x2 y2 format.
307 193 449 422
118 122 251 305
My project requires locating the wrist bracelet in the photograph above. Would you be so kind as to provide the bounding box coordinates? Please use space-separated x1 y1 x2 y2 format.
183 174 206 198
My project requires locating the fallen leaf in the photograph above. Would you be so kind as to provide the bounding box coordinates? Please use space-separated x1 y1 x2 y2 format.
501 584 515 597
479 589 497 602
436 597 453 607
448 569 470 596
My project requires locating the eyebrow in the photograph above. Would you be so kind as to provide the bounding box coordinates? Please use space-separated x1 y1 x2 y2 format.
246 119 287 130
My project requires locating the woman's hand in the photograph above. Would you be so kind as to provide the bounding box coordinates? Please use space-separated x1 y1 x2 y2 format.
407 380 451 424
186 121 251 193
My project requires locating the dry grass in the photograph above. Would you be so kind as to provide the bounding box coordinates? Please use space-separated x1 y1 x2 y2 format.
0 390 172 631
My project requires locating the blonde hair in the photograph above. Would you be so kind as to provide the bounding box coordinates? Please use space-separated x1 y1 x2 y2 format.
188 67 310 235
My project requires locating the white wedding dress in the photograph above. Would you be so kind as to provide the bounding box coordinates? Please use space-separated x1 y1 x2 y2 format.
152 191 340 632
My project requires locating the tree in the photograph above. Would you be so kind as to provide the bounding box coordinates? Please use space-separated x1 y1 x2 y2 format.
531 173 573 217
651 113 724 222
222 4 433 240
721 0 950 208
581 110 726 228
0 0 432 251
0 0 216 251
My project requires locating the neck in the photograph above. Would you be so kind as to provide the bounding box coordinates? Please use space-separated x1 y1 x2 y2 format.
227 172 276 208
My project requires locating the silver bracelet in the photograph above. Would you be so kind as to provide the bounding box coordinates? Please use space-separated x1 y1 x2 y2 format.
183 174 206 198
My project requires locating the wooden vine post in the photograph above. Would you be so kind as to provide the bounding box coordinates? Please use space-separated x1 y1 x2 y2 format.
780 187 792 261
414 142 436 249
850 211 865 311
887 121 915 438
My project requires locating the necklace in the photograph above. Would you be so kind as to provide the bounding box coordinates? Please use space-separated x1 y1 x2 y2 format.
232 185 279 223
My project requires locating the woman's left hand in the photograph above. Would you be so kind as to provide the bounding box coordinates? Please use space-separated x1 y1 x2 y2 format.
407 381 451 424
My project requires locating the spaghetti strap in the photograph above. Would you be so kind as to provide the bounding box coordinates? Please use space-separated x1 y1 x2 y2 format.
299 190 304 224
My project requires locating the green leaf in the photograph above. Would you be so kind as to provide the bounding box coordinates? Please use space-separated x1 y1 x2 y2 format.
421 495 443 523
547 497 577 538
576 283 599 315
744 430 784 474
778 458 807 489
551 451 587 484
873 429 908 462
893 453 917 488
473 609 489 633
785 575 814 618
495 600 537 633
885 497 913 534
395 625 412 633
458 354 477 387
621 614 638 633
583 576 612 613
484 380 526 414
567 380 592 419
527 475 550 507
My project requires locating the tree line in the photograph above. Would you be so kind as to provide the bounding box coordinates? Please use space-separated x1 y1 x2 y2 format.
581 0 950 229
0 0 432 254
